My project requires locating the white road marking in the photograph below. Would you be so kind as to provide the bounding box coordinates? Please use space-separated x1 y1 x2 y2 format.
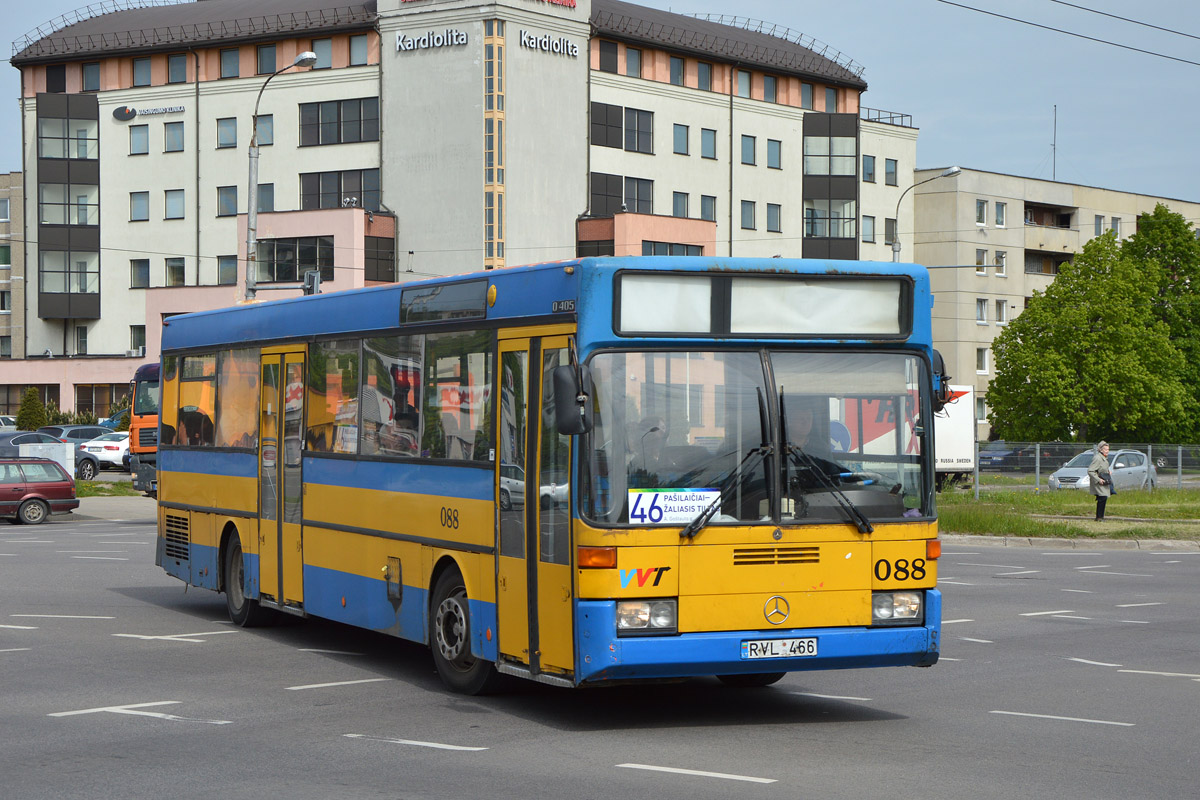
939 657 963 661
940 580 975 586
942 551 979 555
72 556 129 561
1020 610 1074 617
959 637 993 643
617 763 776 784
1119 620 1151 624
790 692 871 702
286 678 391 691
12 614 114 619
343 734 487 751
99 542 148 545
57 550 125 554
0 624 38 630
1118 669 1200 679
1161 560 1181 564
1075 565 1111 570
1062 589 1094 593
1053 615 1092 620
114 631 238 643
1081 571 1154 577
942 618 974 624
958 562 1027 569
990 710 1133 727
7 540 54 543
1116 602 1162 608
996 570 1039 576
299 648 364 656
1065 658 1122 667
1042 552 1106 556
0 647 32 653
49 700 230 725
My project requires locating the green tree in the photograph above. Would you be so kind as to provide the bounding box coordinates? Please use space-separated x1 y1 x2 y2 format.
15 388 47 431
988 233 1188 442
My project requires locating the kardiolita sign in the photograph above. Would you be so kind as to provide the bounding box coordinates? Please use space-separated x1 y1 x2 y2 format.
395 28 468 52
519 30 579 57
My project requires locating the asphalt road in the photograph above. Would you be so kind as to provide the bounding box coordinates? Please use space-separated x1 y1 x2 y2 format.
2 510 1198 799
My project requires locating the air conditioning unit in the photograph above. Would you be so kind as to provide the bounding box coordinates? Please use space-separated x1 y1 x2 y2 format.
126 347 145 358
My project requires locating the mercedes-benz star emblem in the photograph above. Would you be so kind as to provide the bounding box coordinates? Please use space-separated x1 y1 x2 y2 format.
764 595 790 625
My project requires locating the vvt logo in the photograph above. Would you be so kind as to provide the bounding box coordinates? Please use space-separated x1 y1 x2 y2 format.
619 566 671 588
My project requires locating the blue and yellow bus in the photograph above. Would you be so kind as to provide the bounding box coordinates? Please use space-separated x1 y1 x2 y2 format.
156 257 942 693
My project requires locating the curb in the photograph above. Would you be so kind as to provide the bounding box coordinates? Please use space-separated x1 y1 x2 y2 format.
941 533 1200 550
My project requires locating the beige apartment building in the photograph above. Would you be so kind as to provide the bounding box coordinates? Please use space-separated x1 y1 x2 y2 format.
914 167 1200 440
0 173 25 369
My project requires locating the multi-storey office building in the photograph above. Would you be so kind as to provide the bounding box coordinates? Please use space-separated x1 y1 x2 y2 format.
914 167 1200 440
6 0 919 413
0 173 24 374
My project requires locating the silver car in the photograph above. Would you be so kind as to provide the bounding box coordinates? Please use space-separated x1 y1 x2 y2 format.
1048 449 1157 491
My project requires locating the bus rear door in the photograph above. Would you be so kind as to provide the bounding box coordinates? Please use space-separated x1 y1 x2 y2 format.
259 348 307 612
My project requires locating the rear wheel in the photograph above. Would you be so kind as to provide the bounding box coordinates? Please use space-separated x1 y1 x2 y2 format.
223 534 270 627
17 500 48 525
717 672 786 688
77 459 97 481
429 567 499 694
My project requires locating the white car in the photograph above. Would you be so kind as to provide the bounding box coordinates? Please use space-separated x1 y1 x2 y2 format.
83 432 131 471
499 464 525 511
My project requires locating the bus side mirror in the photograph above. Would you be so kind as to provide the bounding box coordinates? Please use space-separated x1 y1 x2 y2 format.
931 349 951 413
553 365 593 435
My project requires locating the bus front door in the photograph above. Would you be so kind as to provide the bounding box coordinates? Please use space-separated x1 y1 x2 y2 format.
496 333 575 679
258 350 307 612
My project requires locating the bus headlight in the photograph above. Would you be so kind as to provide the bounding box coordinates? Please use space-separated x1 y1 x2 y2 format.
616 599 677 636
872 591 923 626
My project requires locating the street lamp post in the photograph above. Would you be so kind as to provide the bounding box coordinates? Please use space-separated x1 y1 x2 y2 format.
892 165 961 262
245 51 318 301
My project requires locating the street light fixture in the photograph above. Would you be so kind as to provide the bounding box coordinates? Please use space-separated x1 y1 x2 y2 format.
892 165 961 263
245 50 318 301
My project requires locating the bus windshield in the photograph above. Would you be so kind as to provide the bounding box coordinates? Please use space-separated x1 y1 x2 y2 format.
580 350 930 526
133 378 160 416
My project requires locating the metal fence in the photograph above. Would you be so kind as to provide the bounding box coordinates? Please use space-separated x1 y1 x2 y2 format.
954 441 1200 493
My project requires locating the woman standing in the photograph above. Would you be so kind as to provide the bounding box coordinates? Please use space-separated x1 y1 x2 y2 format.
1087 441 1113 521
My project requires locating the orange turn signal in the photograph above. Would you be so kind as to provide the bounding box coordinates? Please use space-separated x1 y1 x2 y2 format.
578 546 617 569
926 539 942 560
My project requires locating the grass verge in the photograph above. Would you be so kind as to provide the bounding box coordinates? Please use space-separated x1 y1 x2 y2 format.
76 479 142 498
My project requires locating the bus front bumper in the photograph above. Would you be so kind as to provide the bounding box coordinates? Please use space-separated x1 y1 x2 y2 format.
575 588 941 684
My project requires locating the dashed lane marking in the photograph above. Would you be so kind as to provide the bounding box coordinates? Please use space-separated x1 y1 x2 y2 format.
1065 658 1121 667
1020 610 1074 616
942 618 974 624
959 637 993 643
0 648 32 652
789 692 871 702
286 678 391 691
990 710 1133 727
617 764 776 784
114 630 238 643
1118 669 1200 679
1116 602 1163 608
49 701 231 725
12 614 114 619
343 734 487 751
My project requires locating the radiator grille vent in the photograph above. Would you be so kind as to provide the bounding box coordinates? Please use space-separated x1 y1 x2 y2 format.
138 427 158 448
733 546 820 566
164 513 189 561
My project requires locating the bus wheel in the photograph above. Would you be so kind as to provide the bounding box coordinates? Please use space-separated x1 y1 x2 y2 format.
223 534 269 627
717 672 785 688
429 568 499 694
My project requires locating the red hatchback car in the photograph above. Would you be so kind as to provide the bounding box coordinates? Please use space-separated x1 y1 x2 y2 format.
0 458 79 524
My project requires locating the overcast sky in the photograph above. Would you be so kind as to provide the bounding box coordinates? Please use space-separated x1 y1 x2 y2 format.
3 0 1198 202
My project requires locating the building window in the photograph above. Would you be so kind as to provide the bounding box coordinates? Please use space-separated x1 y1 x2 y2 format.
131 259 149 288
642 241 703 257
256 115 273 146
164 121 184 152
995 300 1007 325
701 195 716 222
168 53 187 83
364 236 395 282
164 189 184 220
624 177 653 214
299 169 381 211
736 69 751 98
767 139 781 169
166 257 185 287
0 198 7 221
741 135 756 165
220 48 239 79
976 249 987 271
976 298 987 323
1094 214 1104 237
130 125 148 155
885 158 898 186
996 202 1006 227
862 215 875 243
673 124 688 155
257 184 274 213
131 326 146 352
257 44 276 75
741 200 755 230
1111 217 1121 236
669 56 684 86
0 291 9 312
216 117 237 149
0 244 9 266
589 171 622 216
976 199 987 225
591 102 621 149
767 203 781 233
216 186 237 217
625 47 641 78
701 128 716 159
311 38 332 69
697 62 712 91
39 251 99 294
763 75 777 103
863 154 875 182
350 34 369 66
217 255 237 286
884 218 897 246
825 87 838 111
672 192 688 218
299 98 380 146
0 337 10 358
130 191 149 222
39 184 99 225
976 397 986 422
577 240 615 258
803 199 856 239
255 236 335 283
625 108 653 154
37 118 98 160
994 250 1007 275
803 135 856 176
46 64 65 93
76 326 88 356
976 348 988 374
82 62 100 92
133 57 151 87
598 40 617 73
801 82 813 109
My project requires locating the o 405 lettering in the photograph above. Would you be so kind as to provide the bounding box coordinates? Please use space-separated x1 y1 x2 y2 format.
874 558 926 582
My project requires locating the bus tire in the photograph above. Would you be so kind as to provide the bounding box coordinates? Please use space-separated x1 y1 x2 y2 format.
223 534 270 627
717 672 785 688
429 567 499 695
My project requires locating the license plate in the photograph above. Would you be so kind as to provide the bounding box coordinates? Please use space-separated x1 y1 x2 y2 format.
740 637 817 660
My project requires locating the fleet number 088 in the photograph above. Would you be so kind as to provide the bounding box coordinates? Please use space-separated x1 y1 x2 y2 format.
874 558 927 581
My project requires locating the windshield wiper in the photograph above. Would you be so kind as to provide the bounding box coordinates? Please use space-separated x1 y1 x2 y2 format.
779 391 873 534
679 444 771 540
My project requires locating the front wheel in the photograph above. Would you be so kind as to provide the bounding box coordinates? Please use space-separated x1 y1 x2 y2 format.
223 534 271 627
717 672 786 688
429 568 499 694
